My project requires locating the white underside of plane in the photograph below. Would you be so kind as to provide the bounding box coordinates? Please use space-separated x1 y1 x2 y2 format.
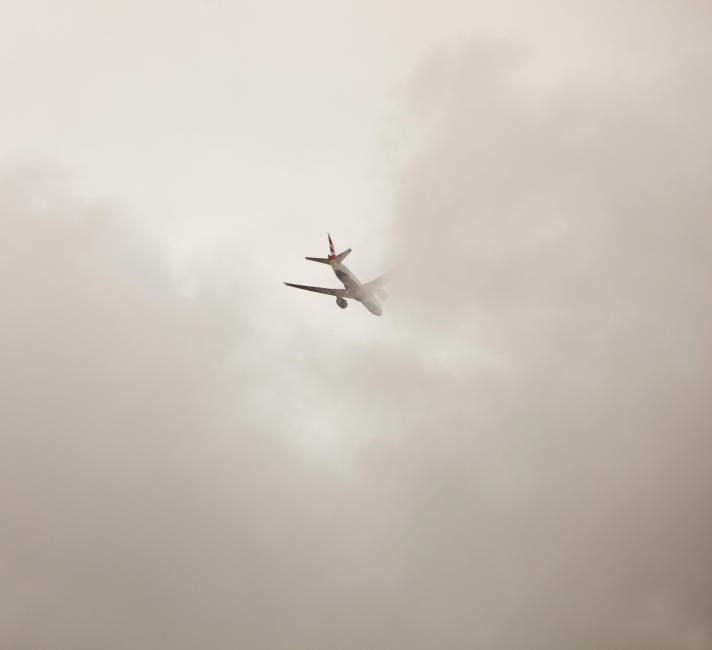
285 234 387 316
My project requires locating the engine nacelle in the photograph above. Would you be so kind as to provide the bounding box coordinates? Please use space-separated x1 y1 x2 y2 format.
336 296 348 309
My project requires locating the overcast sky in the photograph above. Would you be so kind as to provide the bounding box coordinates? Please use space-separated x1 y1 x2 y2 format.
1 1 711 648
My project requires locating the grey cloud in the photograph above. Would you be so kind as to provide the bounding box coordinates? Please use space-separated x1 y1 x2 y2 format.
365 35 712 648
0 164 391 650
2 8 712 650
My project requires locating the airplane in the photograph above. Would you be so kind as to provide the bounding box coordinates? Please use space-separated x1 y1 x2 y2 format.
285 234 388 316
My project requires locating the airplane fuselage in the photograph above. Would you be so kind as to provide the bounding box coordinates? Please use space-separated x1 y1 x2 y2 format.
332 261 382 316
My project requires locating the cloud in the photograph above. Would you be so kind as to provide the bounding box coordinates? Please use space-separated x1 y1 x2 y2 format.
368 35 712 648
0 161 442 650
0 162 384 650
1 8 711 648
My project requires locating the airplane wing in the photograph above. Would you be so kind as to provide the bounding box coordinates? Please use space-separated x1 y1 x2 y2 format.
361 273 389 293
284 282 349 297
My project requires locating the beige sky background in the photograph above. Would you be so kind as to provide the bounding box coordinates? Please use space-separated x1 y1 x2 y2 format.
1 1 711 648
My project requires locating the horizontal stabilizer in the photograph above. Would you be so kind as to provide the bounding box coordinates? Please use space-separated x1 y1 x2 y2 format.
305 256 331 264
335 248 351 263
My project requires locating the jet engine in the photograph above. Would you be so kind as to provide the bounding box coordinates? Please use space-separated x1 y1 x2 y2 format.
336 296 348 309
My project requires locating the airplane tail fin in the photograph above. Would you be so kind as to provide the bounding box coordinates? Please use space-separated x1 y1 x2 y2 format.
307 234 350 264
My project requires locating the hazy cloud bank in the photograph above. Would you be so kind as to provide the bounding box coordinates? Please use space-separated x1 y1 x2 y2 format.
2 10 712 649
375 34 712 648
0 164 393 649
